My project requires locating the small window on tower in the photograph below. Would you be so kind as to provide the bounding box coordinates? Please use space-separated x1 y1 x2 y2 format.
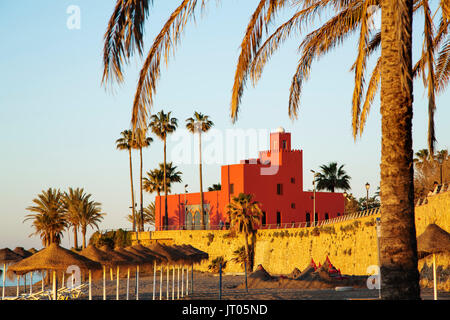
291 203 296 209
230 183 234 194
291 177 295 184
277 184 283 195
282 140 287 150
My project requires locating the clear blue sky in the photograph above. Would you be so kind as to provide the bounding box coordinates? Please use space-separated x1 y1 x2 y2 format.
0 1 448 249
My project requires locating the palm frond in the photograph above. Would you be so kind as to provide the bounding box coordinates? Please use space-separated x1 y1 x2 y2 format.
359 56 381 134
102 0 153 85
131 0 202 132
289 2 364 119
230 0 289 122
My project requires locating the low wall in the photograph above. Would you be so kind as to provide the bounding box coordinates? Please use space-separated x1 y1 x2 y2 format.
132 190 450 290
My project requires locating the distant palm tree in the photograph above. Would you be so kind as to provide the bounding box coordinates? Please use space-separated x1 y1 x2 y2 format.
143 163 182 227
149 110 178 229
128 202 155 230
186 112 214 230
208 183 221 192
79 198 104 249
315 162 351 193
62 187 91 249
116 130 137 231
134 128 153 232
414 149 431 164
24 188 67 247
227 193 262 272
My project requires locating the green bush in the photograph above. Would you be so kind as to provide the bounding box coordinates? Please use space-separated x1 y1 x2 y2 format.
89 229 131 248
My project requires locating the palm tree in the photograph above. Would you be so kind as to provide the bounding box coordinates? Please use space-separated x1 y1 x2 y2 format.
24 188 67 247
226 193 262 272
134 128 153 232
149 111 178 229
315 162 351 193
62 187 91 249
116 130 137 232
128 202 156 229
79 198 104 249
208 183 221 191
186 112 214 230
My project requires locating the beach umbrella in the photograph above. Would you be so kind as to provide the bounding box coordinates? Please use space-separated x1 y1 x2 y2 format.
417 224 450 300
114 247 147 300
8 243 101 300
27 248 38 255
80 245 116 300
98 245 129 300
172 245 209 264
0 248 22 299
13 247 33 293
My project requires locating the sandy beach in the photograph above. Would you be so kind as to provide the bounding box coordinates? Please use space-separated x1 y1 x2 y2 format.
3 271 449 300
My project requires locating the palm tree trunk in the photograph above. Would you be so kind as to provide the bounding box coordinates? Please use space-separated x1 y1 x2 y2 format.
199 132 205 230
73 226 78 249
82 226 87 249
128 148 136 232
244 232 250 273
140 147 144 232
379 0 420 299
163 138 168 230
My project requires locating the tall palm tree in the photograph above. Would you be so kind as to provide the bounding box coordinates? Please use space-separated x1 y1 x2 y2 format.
79 198 104 249
116 130 137 232
315 162 351 193
62 187 90 249
24 188 67 247
143 162 182 227
149 110 178 229
134 128 153 232
102 0 443 298
186 112 214 230
226 193 262 272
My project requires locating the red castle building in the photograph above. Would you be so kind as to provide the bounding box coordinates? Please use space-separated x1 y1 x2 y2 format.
154 128 345 230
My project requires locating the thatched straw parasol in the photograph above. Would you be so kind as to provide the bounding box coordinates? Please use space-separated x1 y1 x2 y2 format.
417 224 450 259
0 248 23 299
13 247 33 259
80 245 117 300
147 243 192 265
130 244 168 264
417 224 450 300
8 243 101 300
172 245 209 264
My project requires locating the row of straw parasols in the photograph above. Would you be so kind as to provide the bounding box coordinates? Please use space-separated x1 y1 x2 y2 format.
1 242 208 300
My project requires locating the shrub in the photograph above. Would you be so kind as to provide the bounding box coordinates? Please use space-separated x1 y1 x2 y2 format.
208 256 227 273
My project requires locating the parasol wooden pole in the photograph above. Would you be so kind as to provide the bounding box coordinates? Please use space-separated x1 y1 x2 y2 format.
159 265 162 300
136 265 139 300
191 264 194 294
89 270 92 301
177 265 180 300
41 270 44 292
30 272 33 294
16 275 19 297
433 254 437 300
126 268 130 300
186 265 189 296
116 266 120 300
24 274 27 293
110 267 113 281
152 261 156 300
1 264 6 300
166 264 169 300
62 272 65 289
103 265 106 300
172 265 175 300
52 271 57 300
181 266 184 298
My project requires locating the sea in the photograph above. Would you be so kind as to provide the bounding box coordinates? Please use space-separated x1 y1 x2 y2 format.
1 266 44 287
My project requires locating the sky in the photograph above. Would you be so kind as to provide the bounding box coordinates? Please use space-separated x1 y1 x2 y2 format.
0 1 448 249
